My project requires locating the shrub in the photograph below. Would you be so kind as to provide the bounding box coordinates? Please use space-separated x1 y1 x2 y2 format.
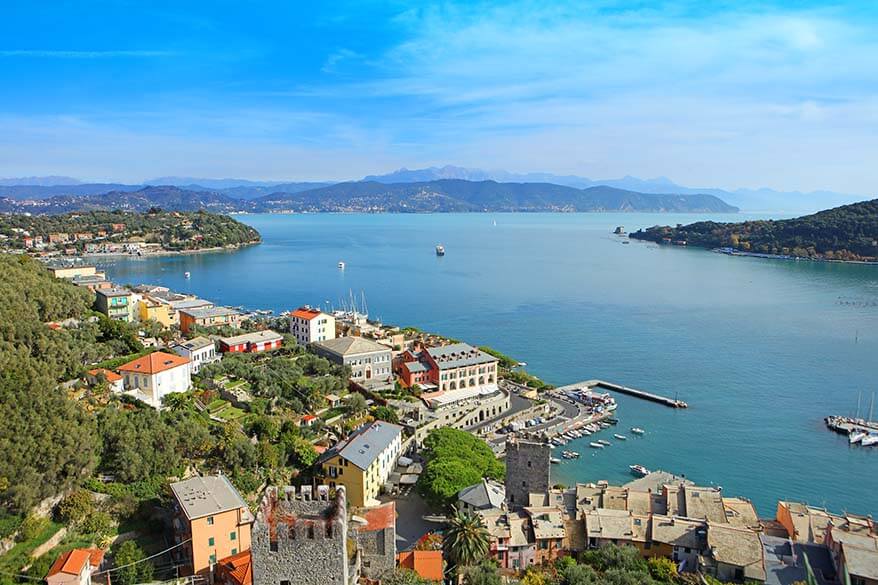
57 489 95 525
17 515 49 542
647 557 678 583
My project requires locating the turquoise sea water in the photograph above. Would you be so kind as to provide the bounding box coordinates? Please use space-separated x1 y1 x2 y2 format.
100 213 878 517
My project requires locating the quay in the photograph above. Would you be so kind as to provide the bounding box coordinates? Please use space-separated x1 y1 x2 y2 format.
825 415 878 435
556 379 689 408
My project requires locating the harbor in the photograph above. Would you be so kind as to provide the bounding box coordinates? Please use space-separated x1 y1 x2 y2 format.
825 391 878 447
556 379 689 408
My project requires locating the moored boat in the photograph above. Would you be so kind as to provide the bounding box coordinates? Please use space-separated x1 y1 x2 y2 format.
614 434 627 440
629 464 650 477
598 439 612 446
550 457 562 464
849 430 867 444
435 244 445 256
631 427 645 435
589 442 604 449
861 434 878 446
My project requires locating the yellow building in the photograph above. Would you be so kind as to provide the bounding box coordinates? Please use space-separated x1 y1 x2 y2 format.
47 265 101 279
318 421 403 507
138 297 173 327
170 475 253 576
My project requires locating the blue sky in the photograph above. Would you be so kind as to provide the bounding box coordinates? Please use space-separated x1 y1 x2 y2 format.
1 1 876 193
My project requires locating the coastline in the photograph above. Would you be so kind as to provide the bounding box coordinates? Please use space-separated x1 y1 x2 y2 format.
77 240 261 261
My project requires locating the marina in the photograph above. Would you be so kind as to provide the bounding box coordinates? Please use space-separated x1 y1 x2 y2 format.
556 379 688 408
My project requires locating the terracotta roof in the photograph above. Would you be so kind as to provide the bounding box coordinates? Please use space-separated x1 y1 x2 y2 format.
397 550 443 582
117 351 189 375
291 307 323 320
87 368 123 383
360 501 396 532
216 550 252 585
46 549 103 579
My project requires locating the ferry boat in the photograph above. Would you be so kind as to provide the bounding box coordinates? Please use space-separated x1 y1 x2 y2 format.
338 261 345 270
614 434 628 440
589 442 604 449
629 464 650 477
435 244 445 256
631 427 645 435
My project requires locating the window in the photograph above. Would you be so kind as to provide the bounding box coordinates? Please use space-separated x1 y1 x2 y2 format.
281 580 291 585
270 541 278 552
209 554 217 564
308 524 315 539
207 516 214 525
208 537 215 546
231 548 237 555
230 531 236 541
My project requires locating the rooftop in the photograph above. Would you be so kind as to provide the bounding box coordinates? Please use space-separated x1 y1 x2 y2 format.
46 548 103 578
397 550 443 582
215 550 252 585
96 287 131 298
525 507 567 540
650 515 706 550
87 368 122 383
707 523 766 581
291 307 326 321
313 336 389 356
842 543 878 581
117 351 189 375
220 330 284 346
174 336 215 351
425 343 497 369
358 501 396 532
169 298 214 311
181 306 241 319
170 475 249 521
458 479 506 511
321 421 403 470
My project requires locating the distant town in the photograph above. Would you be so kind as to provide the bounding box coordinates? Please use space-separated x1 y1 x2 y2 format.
0 256 874 585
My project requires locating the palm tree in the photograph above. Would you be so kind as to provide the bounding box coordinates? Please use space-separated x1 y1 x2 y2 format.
443 508 490 582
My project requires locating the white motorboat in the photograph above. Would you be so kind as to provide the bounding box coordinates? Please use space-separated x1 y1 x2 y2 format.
614 434 628 440
598 439 612 446
589 442 604 449
435 244 445 256
629 464 650 477
550 457 562 464
631 427 645 435
184 271 191 279
338 261 345 270
849 430 867 444
860 434 878 446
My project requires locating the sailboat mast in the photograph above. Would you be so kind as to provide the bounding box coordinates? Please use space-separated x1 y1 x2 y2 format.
870 391 875 423
856 390 862 419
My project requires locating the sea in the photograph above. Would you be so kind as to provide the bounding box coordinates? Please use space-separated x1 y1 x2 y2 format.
98 212 878 518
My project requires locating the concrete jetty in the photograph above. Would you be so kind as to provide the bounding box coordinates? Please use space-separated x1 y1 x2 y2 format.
556 379 689 408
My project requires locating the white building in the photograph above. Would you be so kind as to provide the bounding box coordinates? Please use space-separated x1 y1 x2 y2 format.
171 336 220 375
289 306 336 345
117 351 192 408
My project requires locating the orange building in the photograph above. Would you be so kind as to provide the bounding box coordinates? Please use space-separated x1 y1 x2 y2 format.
45 548 103 585
397 550 444 582
170 475 254 576
214 550 252 585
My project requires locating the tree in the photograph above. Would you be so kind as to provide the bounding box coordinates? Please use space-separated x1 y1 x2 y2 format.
371 405 400 424
647 557 677 583
461 562 501 585
346 393 368 415
418 428 505 508
56 489 95 525
559 563 599 585
380 568 432 585
113 541 153 585
442 509 490 578
579 544 647 574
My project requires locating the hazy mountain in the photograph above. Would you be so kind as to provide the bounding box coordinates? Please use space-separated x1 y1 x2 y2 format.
144 177 287 189
0 183 142 200
0 186 251 214
210 182 335 200
0 176 82 187
257 180 738 213
364 166 868 213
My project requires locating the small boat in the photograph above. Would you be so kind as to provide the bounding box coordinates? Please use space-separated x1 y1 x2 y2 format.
600 422 611 429
614 434 628 440
589 442 604 449
861 434 878 446
607 418 619 425
184 271 191 279
598 439 612 446
569 451 580 458
493 219 498 227
550 457 562 464
631 427 645 435
435 244 445 256
629 464 650 477
849 430 867 444
338 261 345 270
614 226 626 235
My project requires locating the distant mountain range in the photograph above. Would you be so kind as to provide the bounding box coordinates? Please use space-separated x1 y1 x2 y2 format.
0 181 737 215
1 166 868 212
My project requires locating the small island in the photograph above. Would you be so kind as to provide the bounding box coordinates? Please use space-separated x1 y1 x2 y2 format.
630 198 878 262
0 209 261 256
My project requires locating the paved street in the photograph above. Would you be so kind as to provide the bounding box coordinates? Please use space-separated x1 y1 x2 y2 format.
381 490 441 551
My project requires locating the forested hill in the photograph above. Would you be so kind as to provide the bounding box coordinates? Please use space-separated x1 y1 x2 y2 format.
0 181 738 214
630 198 878 261
256 179 739 213
0 210 261 252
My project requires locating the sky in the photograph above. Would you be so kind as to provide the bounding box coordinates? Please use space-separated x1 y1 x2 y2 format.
1 0 877 193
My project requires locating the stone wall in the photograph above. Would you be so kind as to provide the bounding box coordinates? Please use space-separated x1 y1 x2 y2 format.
355 525 395 579
504 437 551 508
251 486 350 585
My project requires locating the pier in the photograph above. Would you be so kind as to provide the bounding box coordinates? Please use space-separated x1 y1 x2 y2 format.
556 379 689 408
825 415 878 435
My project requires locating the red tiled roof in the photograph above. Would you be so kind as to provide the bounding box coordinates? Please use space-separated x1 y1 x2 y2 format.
397 550 443 582
117 351 189 375
87 368 123 383
301 414 318 422
46 549 102 579
361 501 396 532
290 307 322 320
216 550 252 585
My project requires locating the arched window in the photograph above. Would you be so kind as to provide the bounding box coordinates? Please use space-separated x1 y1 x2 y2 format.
479 376 484 385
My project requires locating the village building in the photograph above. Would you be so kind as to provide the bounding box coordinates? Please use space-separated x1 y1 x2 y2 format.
317 421 403 507
179 306 242 334
458 478 506 513
94 288 134 322
45 548 103 585
172 336 220 374
702 523 767 582
504 437 551 508
47 264 99 279
351 501 397 580
137 296 174 327
85 368 124 393
312 336 392 388
218 330 284 354
396 550 444 582
170 475 253 576
289 307 336 345
116 351 191 408
70 274 111 291
214 550 253 585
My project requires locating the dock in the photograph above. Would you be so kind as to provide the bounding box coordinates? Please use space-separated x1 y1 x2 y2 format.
556 379 688 408
825 415 878 435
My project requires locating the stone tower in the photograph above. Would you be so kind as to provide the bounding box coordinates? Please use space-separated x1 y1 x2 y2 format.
504 436 551 508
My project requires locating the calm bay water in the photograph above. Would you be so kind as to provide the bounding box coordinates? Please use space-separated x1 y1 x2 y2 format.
101 213 878 517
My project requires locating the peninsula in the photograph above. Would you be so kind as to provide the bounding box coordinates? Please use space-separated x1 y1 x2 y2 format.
0 209 261 256
630 198 878 262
